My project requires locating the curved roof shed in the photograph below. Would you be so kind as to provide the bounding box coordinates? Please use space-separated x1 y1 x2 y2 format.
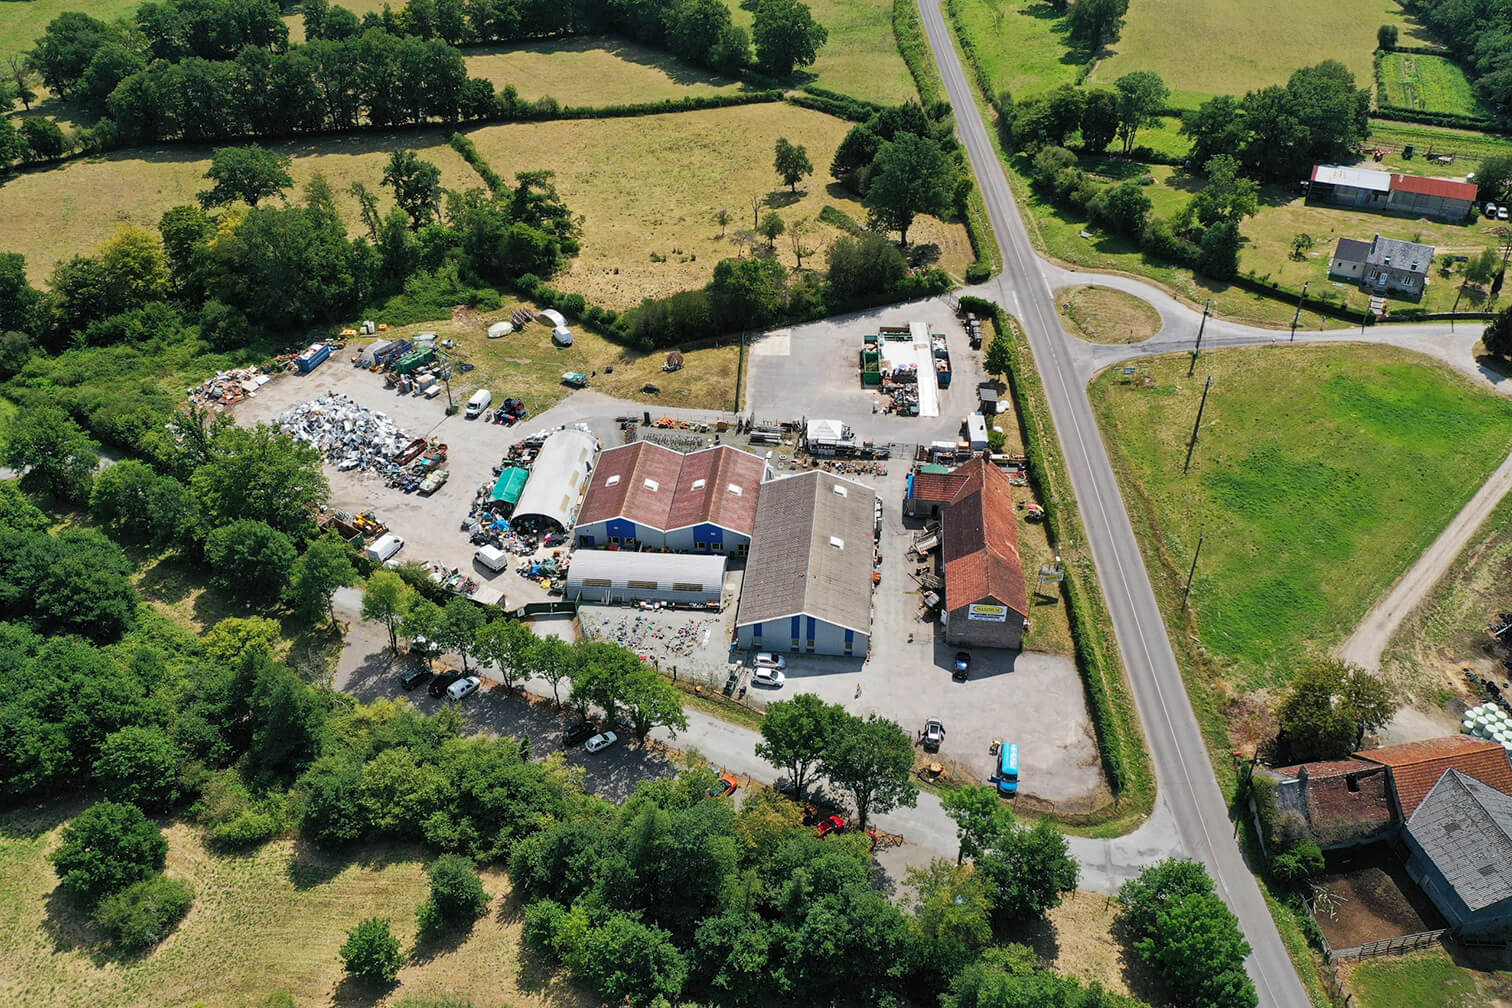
512 427 598 530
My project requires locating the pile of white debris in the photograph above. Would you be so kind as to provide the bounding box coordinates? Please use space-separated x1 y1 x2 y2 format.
277 393 410 472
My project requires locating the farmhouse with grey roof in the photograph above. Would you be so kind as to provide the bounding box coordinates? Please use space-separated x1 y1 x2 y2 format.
1328 234 1435 299
1402 769 1512 940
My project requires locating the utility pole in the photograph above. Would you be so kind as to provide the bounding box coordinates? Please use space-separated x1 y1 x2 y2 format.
1181 532 1204 608
440 364 455 411
1290 281 1309 342
1183 374 1212 475
1187 299 1210 378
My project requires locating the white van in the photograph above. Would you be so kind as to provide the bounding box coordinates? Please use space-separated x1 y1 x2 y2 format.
366 533 404 563
474 545 509 572
465 389 493 418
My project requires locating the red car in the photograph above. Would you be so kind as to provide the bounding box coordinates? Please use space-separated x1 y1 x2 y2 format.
814 814 848 838
706 774 739 799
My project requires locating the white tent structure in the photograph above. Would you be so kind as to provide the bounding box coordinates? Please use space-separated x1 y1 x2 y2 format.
512 427 598 530
487 321 513 339
536 308 573 346
567 551 726 605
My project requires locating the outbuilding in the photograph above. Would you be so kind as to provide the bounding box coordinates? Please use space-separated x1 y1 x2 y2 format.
566 550 727 606
735 470 874 657
1403 769 1512 940
512 427 598 531
940 458 1029 650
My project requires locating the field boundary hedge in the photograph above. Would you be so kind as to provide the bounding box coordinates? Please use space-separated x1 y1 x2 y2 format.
893 0 946 110
960 295 1153 821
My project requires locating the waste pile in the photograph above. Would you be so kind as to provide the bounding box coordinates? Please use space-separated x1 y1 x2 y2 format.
187 367 276 409
276 394 410 473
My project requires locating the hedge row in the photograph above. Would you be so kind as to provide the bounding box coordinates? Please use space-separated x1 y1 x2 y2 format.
892 0 947 111
1229 272 1377 324
947 0 1000 118
960 296 1151 806
448 133 505 194
800 85 891 117
548 90 784 121
786 92 876 123
512 273 629 342
1370 106 1505 132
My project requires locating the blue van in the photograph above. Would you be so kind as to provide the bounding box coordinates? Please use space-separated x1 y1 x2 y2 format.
995 742 1019 796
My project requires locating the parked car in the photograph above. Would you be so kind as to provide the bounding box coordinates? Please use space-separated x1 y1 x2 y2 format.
562 721 599 747
922 717 946 752
953 651 970 682
1487 202 1499 219
1501 207 1510 221
707 773 739 799
428 670 463 697
465 388 492 418
815 814 848 838
447 675 481 700
410 636 440 658
753 652 787 670
365 533 404 563
752 667 785 688
584 730 619 753
399 665 433 691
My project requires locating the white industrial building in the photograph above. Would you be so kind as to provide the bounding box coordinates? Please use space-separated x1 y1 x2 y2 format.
735 470 875 657
512 427 598 531
566 550 727 606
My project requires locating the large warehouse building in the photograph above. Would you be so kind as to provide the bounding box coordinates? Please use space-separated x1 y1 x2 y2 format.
566 550 727 606
574 442 769 554
512 426 598 531
940 458 1029 650
735 470 875 657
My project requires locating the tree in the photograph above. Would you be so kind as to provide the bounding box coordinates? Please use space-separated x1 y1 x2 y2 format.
1118 857 1215 943
3 405 99 503
1195 219 1242 281
709 255 787 329
474 618 535 690
759 211 785 249
620 664 689 744
93 874 193 951
830 123 881 192
788 216 816 270
1465 247 1499 287
976 817 1079 925
1189 154 1259 227
297 756 370 848
416 853 490 939
1089 180 1153 238
90 460 189 543
401 598 445 652
773 137 813 193
440 597 486 674
1080 89 1119 153
715 206 731 237
382 148 444 229
1485 306 1512 359
941 785 1012 864
198 146 294 209
1475 155 1512 204
909 859 991 975
5 54 37 111
1066 0 1129 53
20 116 67 160
534 634 575 706
189 424 328 541
1276 658 1396 760
751 0 828 77
864 132 956 247
821 713 919 828
287 534 358 627
361 570 415 653
1114 71 1169 155
339 917 403 983
984 329 1011 377
30 11 117 97
756 693 842 796
51 802 168 906
1378 24 1399 50
826 232 906 298
93 727 182 811
204 519 297 600
569 640 644 724
98 225 171 314
1289 232 1315 261
1182 94 1248 168
1137 892 1256 1008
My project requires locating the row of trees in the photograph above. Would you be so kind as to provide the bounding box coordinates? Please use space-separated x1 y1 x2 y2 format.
1005 70 1171 157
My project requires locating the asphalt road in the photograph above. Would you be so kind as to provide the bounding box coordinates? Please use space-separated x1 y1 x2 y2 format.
914 2 1315 1004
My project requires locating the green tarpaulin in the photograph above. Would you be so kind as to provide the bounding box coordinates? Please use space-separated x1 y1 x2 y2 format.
490 467 528 504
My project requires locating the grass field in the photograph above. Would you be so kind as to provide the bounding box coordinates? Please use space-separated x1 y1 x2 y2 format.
1089 345 1512 689
0 802 590 1008
0 0 140 54
1348 950 1512 1008
1367 119 1512 173
1056 285 1162 343
947 0 1083 101
463 36 746 105
0 104 972 305
1091 0 1414 110
1378 52 1489 118
721 0 916 104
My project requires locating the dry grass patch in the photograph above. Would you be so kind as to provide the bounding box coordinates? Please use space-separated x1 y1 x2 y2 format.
1000 889 1167 1003
465 36 746 105
0 805 592 1008
1056 285 1162 344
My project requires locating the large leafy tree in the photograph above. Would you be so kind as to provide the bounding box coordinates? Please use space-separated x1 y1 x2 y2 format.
864 132 956 248
0 529 138 644
1113 70 1169 155
1080 88 1119 153
3 406 99 503
1189 154 1260 227
474 618 536 691
820 713 918 828
206 202 366 330
975 817 1079 926
941 784 1012 864
1484 305 1512 359
773 137 813 193
360 570 415 653
1066 0 1129 54
190 424 328 541
203 519 297 600
382 148 444 229
440 597 486 674
51 801 168 906
1276 658 1395 760
92 726 183 811
198 145 295 208
30 11 119 97
755 693 842 796
619 664 689 745
533 634 576 706
1137 892 1256 1008
287 534 357 626
751 0 828 77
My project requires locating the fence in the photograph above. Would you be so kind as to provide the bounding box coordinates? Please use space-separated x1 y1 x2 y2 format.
1326 928 1447 963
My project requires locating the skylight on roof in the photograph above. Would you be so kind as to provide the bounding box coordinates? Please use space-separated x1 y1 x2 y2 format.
833 484 848 497
644 478 659 491
692 479 706 490
829 536 844 549
605 475 621 486
728 483 743 496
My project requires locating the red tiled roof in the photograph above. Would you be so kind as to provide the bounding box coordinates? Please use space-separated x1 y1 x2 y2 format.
941 458 1029 617
577 442 765 536
1390 173 1478 201
1355 736 1512 818
576 441 682 529
666 445 766 536
910 471 969 505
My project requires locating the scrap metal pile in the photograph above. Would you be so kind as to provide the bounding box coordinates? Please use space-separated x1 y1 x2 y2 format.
187 367 276 410
277 394 411 473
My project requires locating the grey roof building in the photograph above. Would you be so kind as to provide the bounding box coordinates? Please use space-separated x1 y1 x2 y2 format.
1328 234 1435 299
735 470 874 657
1403 769 1512 940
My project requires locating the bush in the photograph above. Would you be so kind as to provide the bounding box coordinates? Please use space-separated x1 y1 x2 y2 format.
208 808 281 849
51 801 168 906
1272 840 1325 884
417 854 490 940
94 874 193 951
965 262 991 284
339 917 403 983
92 726 183 811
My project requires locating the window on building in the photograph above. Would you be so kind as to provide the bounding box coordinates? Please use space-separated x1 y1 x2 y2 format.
728 484 743 496
628 580 657 590
582 578 612 588
608 536 621 545
644 478 659 491
692 479 706 490
606 474 621 486
712 542 723 551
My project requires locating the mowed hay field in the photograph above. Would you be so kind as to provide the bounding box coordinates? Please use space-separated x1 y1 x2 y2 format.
464 36 745 105
722 0 917 104
1089 345 1512 688
0 0 140 53
0 806 592 1008
1092 0 1412 109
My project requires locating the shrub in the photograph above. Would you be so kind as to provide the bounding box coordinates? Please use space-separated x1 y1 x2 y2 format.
51 801 168 906
339 917 403 983
93 874 193 951
416 854 490 940
965 262 991 284
92 726 183 811
1272 840 1325 883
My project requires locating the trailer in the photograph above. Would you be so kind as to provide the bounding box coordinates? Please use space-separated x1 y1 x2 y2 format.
932 334 952 389
562 372 590 388
294 343 332 374
373 338 412 367
391 346 437 374
413 443 448 473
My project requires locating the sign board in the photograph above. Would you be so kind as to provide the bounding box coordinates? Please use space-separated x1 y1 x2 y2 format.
1038 566 1066 585
1122 367 1136 376
967 603 1009 623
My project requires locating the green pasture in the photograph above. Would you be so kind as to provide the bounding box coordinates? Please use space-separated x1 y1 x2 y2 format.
1378 52 1488 118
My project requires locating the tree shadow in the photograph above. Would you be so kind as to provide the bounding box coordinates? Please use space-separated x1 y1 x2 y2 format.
286 835 349 890
39 886 144 967
999 913 1061 961
908 243 942 268
0 793 92 840
514 940 564 998
469 35 761 93
1109 912 1175 1006
407 919 476 965
766 190 803 209
330 974 397 1008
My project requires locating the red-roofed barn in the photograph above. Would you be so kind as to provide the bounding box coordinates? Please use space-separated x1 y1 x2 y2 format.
940 458 1030 650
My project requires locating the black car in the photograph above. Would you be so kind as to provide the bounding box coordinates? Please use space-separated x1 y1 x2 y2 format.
399 665 433 691
952 651 970 682
562 720 599 747
428 670 464 697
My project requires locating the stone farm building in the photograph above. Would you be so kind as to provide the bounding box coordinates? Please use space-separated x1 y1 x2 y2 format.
1403 770 1512 941
1328 234 1434 299
1308 165 1478 223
